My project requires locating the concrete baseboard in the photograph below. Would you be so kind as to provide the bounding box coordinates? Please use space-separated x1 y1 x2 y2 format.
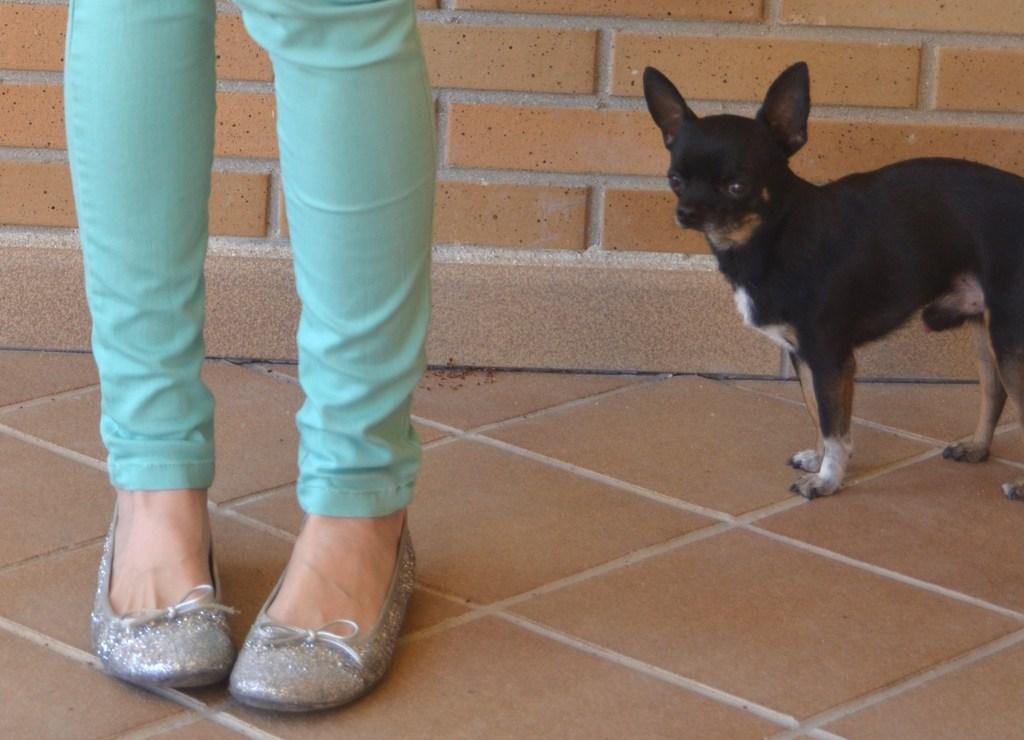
0 242 977 379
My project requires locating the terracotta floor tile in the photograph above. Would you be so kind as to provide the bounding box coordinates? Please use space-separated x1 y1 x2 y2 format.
230 486 304 533
228 491 470 633
150 719 247 738
512 529 1018 719
758 457 1024 611
0 349 98 407
407 439 710 603
735 379 1018 442
0 631 183 738
3 361 301 502
243 363 449 443
826 642 1024 739
489 377 931 516
0 434 111 567
228 616 780 739
210 513 295 648
413 369 642 430
991 426 1024 462
0 542 101 651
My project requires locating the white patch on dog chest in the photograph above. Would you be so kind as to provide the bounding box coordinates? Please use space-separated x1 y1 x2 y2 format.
734 287 797 352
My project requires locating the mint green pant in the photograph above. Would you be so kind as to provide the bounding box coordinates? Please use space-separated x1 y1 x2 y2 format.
64 0 435 517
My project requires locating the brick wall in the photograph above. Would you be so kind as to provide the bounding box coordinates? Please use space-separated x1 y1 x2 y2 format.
3 0 1024 374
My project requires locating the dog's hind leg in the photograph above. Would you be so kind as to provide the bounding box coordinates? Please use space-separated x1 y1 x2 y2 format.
988 311 1024 501
943 319 1006 464
788 353 824 473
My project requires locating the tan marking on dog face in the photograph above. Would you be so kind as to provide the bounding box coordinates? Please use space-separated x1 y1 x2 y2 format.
708 213 762 250
761 187 771 202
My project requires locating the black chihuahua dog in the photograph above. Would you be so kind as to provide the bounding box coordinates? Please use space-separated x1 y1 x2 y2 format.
644 62 1024 500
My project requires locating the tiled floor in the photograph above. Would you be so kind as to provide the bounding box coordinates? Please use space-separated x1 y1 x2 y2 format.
2 349 1023 739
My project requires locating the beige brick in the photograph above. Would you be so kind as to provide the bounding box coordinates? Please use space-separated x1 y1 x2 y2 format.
214 92 277 158
781 0 1024 34
0 161 267 236
796 121 1024 183
0 5 67 71
216 14 272 82
936 48 1024 113
421 24 597 94
612 35 919 108
0 87 275 157
209 172 270 236
0 162 74 227
447 104 663 175
416 0 439 7
603 189 708 254
435 182 588 250
452 0 764 22
0 85 65 149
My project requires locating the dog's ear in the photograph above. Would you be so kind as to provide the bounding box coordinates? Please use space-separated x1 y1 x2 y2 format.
643 67 696 149
757 62 810 156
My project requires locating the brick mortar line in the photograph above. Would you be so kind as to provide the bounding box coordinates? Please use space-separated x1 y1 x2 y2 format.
765 0 782 27
435 92 451 169
594 27 613 100
584 185 605 251
0 148 68 162
265 164 282 238
415 8 1024 47
6 0 1024 48
772 628 1024 739
919 42 940 111
0 69 62 83
0 229 719 272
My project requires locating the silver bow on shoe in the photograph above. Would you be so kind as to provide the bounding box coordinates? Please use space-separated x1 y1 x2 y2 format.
229 524 415 712
91 513 237 688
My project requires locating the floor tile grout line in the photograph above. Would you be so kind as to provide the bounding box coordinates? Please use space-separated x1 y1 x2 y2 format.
773 627 1024 739
0 420 108 471
0 534 104 578
494 611 802 731
729 378 1021 449
742 523 1024 622
216 482 297 511
462 373 670 435
0 614 283 740
487 522 736 611
400 523 736 644
465 432 737 523
214 506 298 543
110 711 210 740
201 709 286 740
0 382 100 418
841 447 946 488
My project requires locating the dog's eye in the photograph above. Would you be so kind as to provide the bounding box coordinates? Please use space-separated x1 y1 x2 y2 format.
726 180 749 198
668 173 683 190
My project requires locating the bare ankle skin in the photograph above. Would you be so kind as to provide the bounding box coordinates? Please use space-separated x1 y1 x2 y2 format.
267 509 405 631
109 488 212 615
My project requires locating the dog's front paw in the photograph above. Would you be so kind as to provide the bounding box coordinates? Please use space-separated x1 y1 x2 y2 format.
942 441 990 463
787 449 822 473
789 473 840 500
1002 479 1022 502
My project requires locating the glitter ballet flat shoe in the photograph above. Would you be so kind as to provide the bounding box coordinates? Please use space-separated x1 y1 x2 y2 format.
229 522 415 712
91 509 237 688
